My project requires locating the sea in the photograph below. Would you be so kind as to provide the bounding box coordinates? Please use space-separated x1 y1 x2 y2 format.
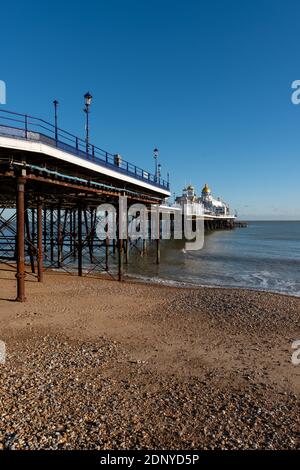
127 221 300 297
2 215 299 297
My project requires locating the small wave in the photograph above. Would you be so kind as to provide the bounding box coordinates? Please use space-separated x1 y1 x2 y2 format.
126 273 300 298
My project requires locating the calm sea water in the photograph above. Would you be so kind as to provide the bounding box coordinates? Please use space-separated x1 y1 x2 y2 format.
128 221 300 297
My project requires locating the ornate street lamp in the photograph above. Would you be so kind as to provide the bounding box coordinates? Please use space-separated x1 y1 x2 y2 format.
53 100 59 141
84 92 92 153
158 163 161 179
153 147 159 180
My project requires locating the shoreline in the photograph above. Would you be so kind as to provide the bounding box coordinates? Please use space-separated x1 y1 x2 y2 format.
125 274 300 299
0 268 300 449
10 261 300 300
52 271 300 301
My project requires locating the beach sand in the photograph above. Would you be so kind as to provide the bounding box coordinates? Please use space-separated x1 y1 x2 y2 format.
0 266 299 449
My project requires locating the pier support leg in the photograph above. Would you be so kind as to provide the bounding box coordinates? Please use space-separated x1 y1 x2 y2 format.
57 206 62 268
73 210 77 260
116 205 123 281
125 237 129 264
37 200 44 283
104 210 109 271
31 209 36 244
50 208 54 263
91 209 95 260
62 209 68 255
16 177 26 302
69 211 73 253
84 209 93 263
78 204 83 277
25 207 35 274
142 239 147 257
118 238 123 281
43 208 47 251
124 215 129 265
156 239 160 264
105 237 109 271
156 211 160 265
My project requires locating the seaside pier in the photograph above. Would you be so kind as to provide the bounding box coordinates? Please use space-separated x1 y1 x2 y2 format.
0 109 170 301
173 184 237 230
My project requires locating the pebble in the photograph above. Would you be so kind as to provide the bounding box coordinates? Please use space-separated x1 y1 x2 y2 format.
0 334 299 450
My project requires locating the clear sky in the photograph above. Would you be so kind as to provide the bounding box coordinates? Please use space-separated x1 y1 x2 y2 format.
1 0 300 219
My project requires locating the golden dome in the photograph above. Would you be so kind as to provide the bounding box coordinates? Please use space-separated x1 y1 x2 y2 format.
202 183 211 194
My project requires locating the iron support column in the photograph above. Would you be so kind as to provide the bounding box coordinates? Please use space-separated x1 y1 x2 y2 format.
16 177 26 302
105 211 109 271
25 207 35 274
142 239 146 257
117 205 123 281
105 237 109 271
57 206 62 268
125 227 129 265
156 210 160 265
37 200 44 282
43 208 47 250
50 208 54 262
78 204 83 276
118 240 123 281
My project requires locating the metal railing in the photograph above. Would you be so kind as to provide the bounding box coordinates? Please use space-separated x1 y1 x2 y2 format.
0 109 169 191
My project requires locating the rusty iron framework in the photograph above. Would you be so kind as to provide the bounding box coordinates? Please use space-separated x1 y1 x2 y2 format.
0 151 165 301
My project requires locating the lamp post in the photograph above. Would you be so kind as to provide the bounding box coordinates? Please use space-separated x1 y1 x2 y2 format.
84 92 92 154
157 163 161 179
153 147 159 181
53 100 59 142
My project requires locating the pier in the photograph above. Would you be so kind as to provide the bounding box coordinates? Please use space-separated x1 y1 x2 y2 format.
173 183 238 230
203 216 236 230
234 221 248 228
0 109 170 301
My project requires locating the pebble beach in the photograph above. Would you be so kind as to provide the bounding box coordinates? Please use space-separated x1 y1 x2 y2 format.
0 268 299 450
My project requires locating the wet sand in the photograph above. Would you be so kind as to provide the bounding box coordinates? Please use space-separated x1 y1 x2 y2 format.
0 267 299 449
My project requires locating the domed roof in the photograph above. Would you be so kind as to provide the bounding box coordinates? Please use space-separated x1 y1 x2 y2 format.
202 183 211 194
186 184 194 191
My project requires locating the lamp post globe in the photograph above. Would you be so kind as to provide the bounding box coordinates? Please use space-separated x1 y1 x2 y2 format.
84 92 92 107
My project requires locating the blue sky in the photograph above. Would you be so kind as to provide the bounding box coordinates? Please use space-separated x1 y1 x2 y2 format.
1 0 300 219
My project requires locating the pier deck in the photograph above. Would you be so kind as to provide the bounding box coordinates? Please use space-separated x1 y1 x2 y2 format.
0 109 170 301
